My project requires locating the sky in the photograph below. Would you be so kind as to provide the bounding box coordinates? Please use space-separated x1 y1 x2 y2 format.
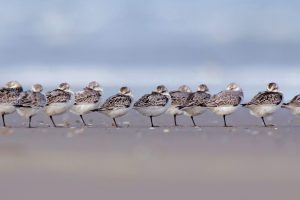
0 0 300 98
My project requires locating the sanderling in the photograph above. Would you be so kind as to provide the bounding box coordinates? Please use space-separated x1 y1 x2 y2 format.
282 94 300 115
206 83 243 127
15 84 47 128
134 85 171 127
95 86 133 127
45 83 75 127
0 81 23 127
70 81 103 126
243 82 283 127
178 84 211 126
166 85 192 126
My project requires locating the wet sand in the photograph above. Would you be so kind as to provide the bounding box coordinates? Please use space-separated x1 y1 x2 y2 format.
1 109 300 200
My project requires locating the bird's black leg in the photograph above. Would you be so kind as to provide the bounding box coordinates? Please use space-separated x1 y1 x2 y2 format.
50 115 56 127
29 116 32 128
174 115 177 126
191 116 196 126
261 117 267 127
223 115 227 127
150 116 154 127
150 116 159 127
2 113 6 127
113 118 118 128
80 115 87 126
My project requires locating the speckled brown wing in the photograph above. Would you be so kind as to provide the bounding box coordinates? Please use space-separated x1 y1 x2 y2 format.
75 88 101 105
134 92 169 107
206 91 242 107
0 87 23 104
183 92 211 107
46 89 71 105
99 94 132 111
246 91 283 105
169 91 190 106
287 94 300 106
15 91 47 108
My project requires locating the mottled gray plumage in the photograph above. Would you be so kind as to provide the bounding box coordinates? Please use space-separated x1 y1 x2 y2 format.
46 89 71 105
182 91 211 107
134 92 169 107
15 91 47 108
169 91 190 106
206 91 242 107
99 94 132 111
284 94 300 106
0 87 23 104
245 91 283 106
74 88 101 105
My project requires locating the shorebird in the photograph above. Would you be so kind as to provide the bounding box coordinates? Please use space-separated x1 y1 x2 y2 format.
0 81 23 127
70 81 102 126
44 83 75 127
206 83 243 127
134 85 171 127
178 84 211 126
15 84 47 128
282 94 300 115
94 86 133 127
243 82 283 127
166 85 192 126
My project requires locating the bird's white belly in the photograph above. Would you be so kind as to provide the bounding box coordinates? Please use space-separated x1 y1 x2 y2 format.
101 108 130 118
135 105 170 117
0 104 16 114
210 106 239 116
182 106 207 117
290 107 300 115
70 103 99 115
44 102 73 116
248 104 280 117
17 107 40 118
166 105 184 116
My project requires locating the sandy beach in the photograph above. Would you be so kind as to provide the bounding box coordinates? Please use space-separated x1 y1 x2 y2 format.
1 109 300 200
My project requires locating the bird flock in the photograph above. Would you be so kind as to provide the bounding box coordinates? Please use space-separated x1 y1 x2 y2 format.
0 81 299 128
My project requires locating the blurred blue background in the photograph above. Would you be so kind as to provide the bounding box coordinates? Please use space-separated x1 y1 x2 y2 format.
0 0 300 99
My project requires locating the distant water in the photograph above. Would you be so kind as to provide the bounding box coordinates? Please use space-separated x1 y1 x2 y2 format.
3 66 300 101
